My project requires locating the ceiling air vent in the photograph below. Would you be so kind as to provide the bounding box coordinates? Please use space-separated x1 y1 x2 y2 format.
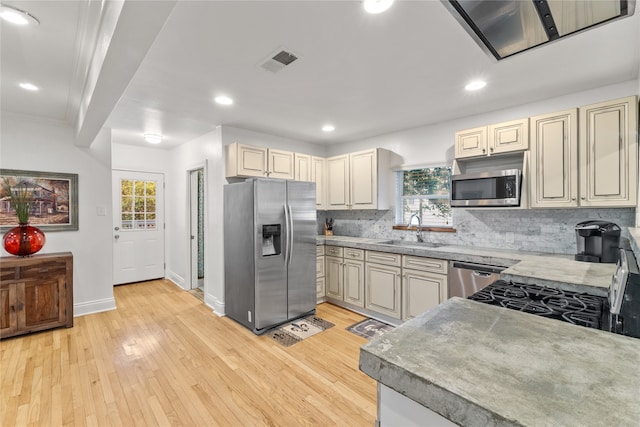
260 48 299 73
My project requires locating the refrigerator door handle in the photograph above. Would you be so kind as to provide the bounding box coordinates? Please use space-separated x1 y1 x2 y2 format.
284 204 290 265
287 203 294 266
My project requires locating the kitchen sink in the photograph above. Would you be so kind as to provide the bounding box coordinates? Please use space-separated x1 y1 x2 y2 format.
380 240 443 248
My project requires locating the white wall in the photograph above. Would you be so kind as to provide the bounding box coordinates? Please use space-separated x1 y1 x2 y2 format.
165 128 225 314
327 80 639 168
0 112 115 315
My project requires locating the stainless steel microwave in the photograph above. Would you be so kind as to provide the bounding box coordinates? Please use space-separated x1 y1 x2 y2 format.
450 169 521 207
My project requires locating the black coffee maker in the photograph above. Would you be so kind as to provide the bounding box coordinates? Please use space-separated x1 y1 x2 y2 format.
575 220 621 263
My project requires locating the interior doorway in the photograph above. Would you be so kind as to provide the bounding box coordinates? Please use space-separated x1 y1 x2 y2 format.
190 168 205 290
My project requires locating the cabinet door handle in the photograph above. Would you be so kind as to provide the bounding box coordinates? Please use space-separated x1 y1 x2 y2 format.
581 196 585 200
571 196 576 201
490 147 494 152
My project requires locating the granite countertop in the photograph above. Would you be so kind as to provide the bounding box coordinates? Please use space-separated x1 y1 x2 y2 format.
360 297 640 427
317 235 617 296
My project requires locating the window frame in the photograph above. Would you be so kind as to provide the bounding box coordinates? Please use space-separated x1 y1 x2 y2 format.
395 166 454 229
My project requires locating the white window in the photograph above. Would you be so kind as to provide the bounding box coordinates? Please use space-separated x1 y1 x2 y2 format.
396 166 452 227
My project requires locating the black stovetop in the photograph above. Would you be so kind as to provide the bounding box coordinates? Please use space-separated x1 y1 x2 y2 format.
468 280 608 330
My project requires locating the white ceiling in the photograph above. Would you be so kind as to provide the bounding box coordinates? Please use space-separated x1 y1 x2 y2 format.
1 1 639 150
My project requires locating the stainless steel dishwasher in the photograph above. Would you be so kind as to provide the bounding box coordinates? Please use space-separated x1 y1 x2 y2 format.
448 261 505 298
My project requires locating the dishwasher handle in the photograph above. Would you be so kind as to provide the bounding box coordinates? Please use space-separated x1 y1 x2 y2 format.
450 261 505 275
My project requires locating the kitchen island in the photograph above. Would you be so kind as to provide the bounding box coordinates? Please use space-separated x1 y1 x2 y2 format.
359 297 640 427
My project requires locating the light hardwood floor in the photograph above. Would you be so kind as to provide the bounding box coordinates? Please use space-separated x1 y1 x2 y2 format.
1 280 377 426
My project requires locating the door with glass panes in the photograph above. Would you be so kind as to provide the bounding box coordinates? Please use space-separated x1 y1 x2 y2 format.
112 170 165 285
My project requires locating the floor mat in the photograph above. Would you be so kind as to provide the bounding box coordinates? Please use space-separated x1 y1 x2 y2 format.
267 315 335 347
346 318 395 340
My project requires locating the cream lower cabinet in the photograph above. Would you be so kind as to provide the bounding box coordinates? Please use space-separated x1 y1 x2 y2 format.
316 246 325 302
325 246 344 300
343 249 365 307
365 251 402 319
402 255 448 320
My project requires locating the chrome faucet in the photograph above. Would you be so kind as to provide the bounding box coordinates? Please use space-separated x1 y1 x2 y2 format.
408 213 423 242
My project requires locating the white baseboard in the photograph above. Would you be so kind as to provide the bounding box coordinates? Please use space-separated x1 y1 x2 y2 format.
205 293 225 316
74 297 116 317
166 270 186 289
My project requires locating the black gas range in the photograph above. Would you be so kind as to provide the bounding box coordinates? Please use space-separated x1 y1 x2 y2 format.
468 246 640 339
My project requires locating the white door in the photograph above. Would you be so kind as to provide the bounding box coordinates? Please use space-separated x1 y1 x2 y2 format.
112 170 165 285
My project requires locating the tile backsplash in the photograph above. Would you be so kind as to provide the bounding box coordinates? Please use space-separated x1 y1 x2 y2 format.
318 208 636 254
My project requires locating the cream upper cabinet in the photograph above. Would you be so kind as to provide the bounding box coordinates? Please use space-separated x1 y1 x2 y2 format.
311 156 327 210
529 109 579 208
225 143 294 179
267 148 295 180
294 153 311 181
530 97 638 209
454 126 487 159
326 148 389 210
579 96 638 207
455 119 529 159
350 149 378 209
226 143 268 178
327 154 350 209
489 118 529 155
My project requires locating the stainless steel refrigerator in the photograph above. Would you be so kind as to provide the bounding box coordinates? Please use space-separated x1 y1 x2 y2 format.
224 178 316 334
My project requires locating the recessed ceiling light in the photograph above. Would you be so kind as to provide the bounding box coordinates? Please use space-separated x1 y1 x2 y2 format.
322 125 335 132
0 4 39 26
19 82 39 91
465 80 487 91
214 96 233 105
144 134 163 144
363 0 394 14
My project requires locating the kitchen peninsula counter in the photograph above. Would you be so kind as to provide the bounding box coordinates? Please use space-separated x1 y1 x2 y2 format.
359 297 640 427
317 235 616 295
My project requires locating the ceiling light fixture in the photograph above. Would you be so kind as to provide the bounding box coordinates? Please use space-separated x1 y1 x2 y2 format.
214 96 233 105
322 125 335 132
0 4 39 26
144 134 163 144
363 0 394 14
465 80 487 91
18 82 39 91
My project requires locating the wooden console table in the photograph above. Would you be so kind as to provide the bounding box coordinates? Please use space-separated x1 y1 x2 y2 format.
1 252 73 339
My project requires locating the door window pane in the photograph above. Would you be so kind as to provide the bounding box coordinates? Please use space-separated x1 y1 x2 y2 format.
120 179 158 230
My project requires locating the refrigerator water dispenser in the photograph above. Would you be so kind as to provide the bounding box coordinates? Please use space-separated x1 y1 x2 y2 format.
262 224 281 256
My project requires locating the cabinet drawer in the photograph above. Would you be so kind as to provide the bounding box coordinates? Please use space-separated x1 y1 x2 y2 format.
366 251 401 267
343 248 364 261
316 245 325 256
19 261 67 280
402 256 447 274
1 268 18 283
325 246 343 257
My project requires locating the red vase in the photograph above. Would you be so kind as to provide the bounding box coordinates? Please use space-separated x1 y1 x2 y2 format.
3 224 46 256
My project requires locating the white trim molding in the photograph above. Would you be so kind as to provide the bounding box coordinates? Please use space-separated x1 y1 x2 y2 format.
74 297 116 317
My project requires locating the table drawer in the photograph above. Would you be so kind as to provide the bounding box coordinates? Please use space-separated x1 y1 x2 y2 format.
366 251 402 267
343 248 365 261
402 255 447 274
325 246 344 257
19 261 67 280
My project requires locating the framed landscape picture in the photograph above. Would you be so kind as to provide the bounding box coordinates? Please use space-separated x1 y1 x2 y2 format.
0 169 79 232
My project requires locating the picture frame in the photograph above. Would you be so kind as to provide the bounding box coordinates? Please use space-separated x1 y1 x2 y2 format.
0 169 79 232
